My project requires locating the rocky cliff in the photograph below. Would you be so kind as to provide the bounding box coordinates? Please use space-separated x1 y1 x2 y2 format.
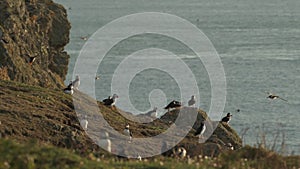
0 0 70 88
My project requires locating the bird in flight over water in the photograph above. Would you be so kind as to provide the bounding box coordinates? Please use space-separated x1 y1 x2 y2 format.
266 92 288 102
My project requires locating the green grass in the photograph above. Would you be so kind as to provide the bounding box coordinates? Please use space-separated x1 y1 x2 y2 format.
0 139 299 169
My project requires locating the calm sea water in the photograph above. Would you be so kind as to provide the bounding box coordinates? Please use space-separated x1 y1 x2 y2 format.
55 0 300 154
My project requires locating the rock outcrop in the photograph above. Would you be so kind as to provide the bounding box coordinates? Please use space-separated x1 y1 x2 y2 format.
160 107 242 157
0 0 70 88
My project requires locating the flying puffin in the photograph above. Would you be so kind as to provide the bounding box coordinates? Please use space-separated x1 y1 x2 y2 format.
164 100 182 112
188 95 196 107
221 113 232 124
267 92 287 102
102 94 119 106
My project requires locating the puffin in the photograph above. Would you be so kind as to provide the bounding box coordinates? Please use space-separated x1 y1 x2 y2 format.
164 100 182 112
221 113 232 124
267 92 287 102
102 94 119 106
63 81 74 95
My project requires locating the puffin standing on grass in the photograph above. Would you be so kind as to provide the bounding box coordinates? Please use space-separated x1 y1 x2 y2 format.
221 113 232 124
63 81 74 95
102 94 119 106
164 100 182 112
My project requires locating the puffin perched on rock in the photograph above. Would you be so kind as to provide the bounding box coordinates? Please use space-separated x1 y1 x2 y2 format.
102 94 119 106
63 81 74 95
221 113 232 124
164 100 182 112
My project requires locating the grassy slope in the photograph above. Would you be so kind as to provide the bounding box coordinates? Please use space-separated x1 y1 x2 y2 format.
0 80 299 168
0 139 299 169
0 79 242 155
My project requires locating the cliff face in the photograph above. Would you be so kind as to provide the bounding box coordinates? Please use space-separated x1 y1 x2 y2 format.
0 0 70 88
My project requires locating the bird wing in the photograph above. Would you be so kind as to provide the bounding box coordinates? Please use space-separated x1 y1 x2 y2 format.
221 116 227 122
278 97 288 102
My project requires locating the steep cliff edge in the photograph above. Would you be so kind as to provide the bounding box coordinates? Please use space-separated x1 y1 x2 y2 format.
0 0 70 88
